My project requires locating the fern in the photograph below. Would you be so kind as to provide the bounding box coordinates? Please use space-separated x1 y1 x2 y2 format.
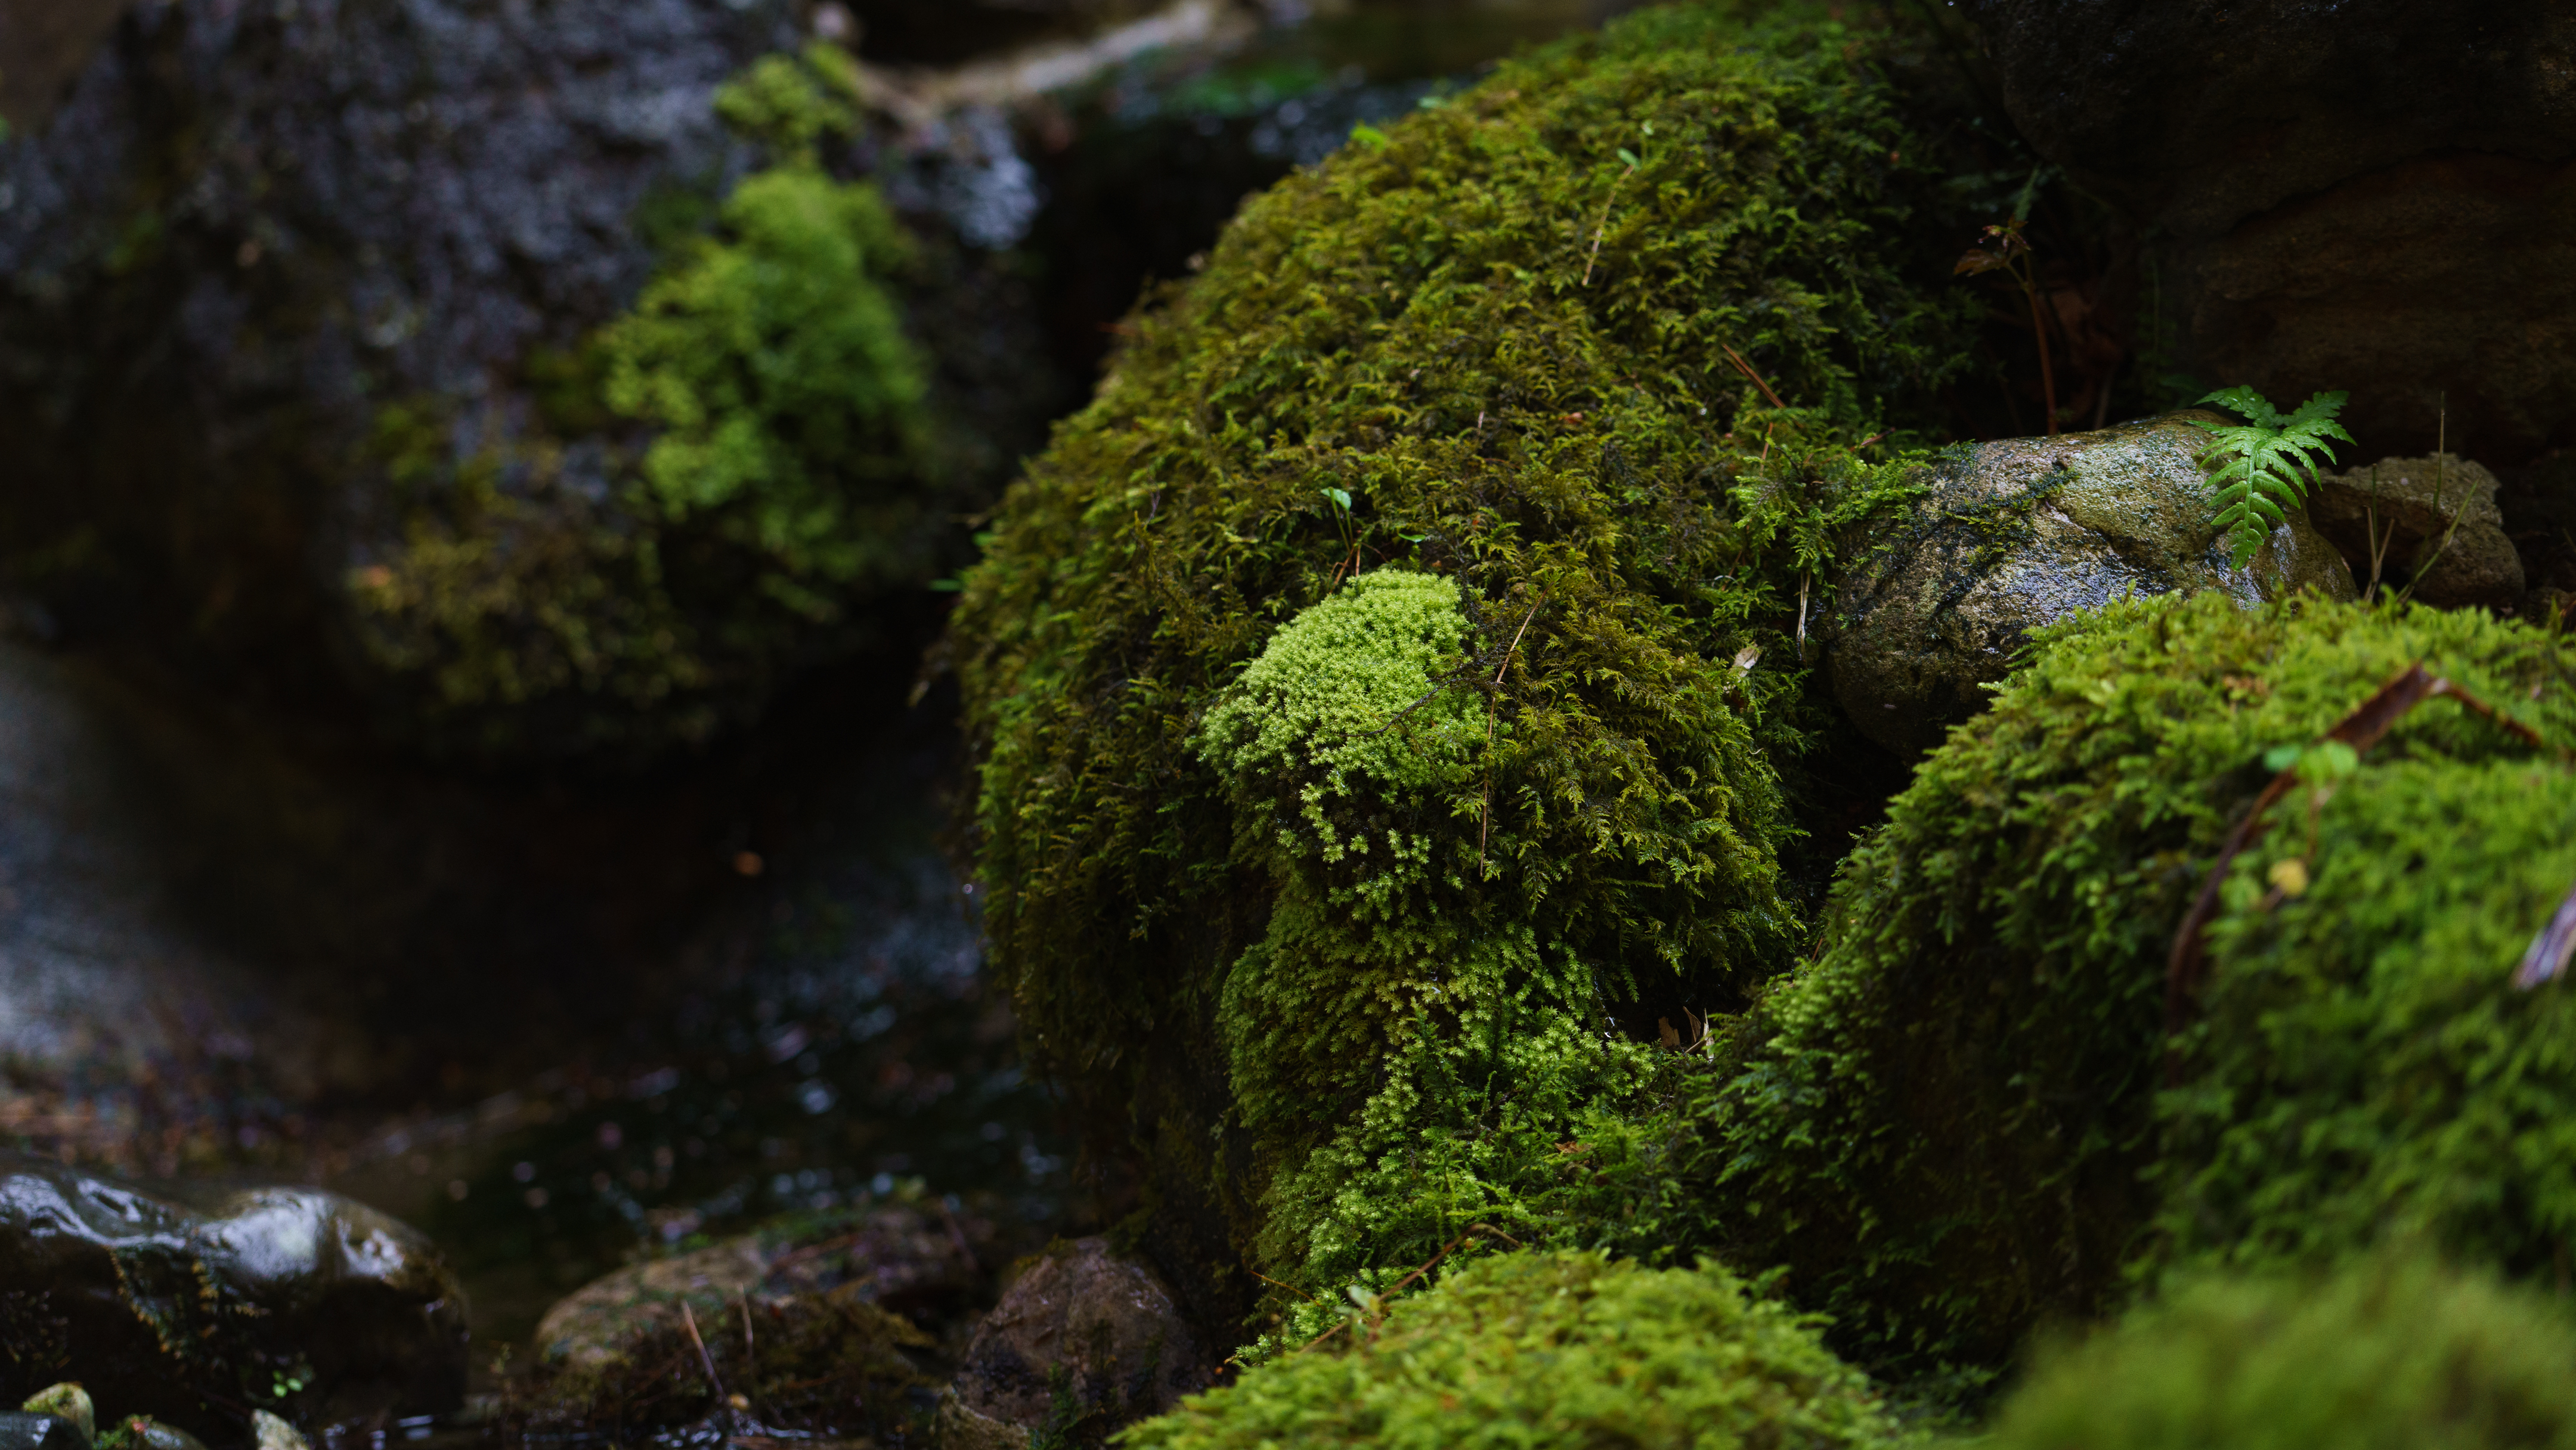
2188 386 2355 567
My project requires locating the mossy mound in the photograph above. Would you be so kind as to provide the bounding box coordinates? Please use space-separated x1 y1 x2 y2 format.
1984 1255 2576 1450
1704 591 2576 1376
949 0 1974 1308
1125 1250 1911 1450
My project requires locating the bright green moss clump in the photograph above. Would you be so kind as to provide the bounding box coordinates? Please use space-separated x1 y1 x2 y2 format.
1984 1256 2576 1450
1705 591 2576 1377
1126 1250 1914 1450
350 45 937 757
950 0 1973 1308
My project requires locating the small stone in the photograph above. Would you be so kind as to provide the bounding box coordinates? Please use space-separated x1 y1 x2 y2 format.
1827 411 2355 755
949 1238 1213 1439
249 1412 309 1450
2308 454 2524 609
110 1420 206 1450
18 1388 91 1442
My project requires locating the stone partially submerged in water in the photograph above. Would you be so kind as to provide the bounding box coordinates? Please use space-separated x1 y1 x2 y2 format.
0 1154 466 1433
1828 411 2355 755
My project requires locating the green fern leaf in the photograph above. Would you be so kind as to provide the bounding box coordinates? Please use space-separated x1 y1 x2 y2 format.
2188 387 2355 568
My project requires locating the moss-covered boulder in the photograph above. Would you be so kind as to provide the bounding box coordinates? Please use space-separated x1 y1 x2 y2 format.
1705 591 2576 1377
1983 1255 2576 1450
1124 1250 1911 1450
948 0 1977 1315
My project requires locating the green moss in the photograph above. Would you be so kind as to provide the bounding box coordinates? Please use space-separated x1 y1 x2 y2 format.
347 43 936 758
950 0 1976 1305
1701 591 2576 1378
1126 1250 1912 1449
1983 1255 2576 1450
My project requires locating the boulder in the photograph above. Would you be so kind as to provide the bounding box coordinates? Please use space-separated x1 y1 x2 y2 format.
944 1238 1212 1445
1827 412 2355 755
1962 0 2576 466
0 1418 87 1450
0 1153 467 1430
2308 454 2525 609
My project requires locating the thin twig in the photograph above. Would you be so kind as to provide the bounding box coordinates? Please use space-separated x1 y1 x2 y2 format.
2392 395 2464 608
1479 598 1543 871
2165 660 2563 1071
1581 159 1637 287
1795 571 1810 658
1720 344 1787 410
679 1302 730 1408
1291 1224 1525 1356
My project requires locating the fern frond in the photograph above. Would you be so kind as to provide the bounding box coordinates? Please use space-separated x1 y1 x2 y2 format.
2188 388 2354 568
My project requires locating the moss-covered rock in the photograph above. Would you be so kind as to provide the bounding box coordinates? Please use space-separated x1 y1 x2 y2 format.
1126 1250 1911 1449
1982 1255 2576 1450
1704 591 2576 1378
948 0 1977 1314
348 47 949 758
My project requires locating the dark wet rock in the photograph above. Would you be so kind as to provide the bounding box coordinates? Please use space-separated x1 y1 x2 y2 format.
103 1421 205 1450
514 1201 991 1436
944 1238 1213 1446
2310 454 2524 609
0 1417 88 1450
0 1152 467 1430
1828 412 2355 756
531 1200 986 1374
1963 0 2576 466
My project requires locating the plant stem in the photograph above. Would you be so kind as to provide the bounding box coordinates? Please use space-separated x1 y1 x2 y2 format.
2021 267 2058 436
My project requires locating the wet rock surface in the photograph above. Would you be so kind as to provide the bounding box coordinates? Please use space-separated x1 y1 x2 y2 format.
942 1237 1213 1447
0 1153 467 1432
509 1200 1012 1439
1964 0 2576 464
2310 454 2525 609
1829 413 2355 756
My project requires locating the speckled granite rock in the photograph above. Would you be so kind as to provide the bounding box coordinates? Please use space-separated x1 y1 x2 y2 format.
0 1152 466 1431
1829 411 2355 755
2309 454 2524 609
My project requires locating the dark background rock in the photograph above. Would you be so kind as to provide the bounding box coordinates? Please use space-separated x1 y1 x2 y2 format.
945 1237 1211 1446
2310 454 2524 609
1963 0 2576 467
0 1153 467 1436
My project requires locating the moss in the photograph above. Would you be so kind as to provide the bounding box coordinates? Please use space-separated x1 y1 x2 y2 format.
949 0 1976 1309
1983 1255 2576 1449
1699 591 2576 1379
346 44 938 758
1125 1250 1912 1449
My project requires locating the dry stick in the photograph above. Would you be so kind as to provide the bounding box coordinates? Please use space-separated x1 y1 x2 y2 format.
2164 661 2560 1075
2392 395 2466 609
1795 571 1811 658
1720 345 1787 411
1479 598 1544 872
1292 1224 1527 1356
679 1302 732 1411
1580 160 1636 286
739 1290 756 1360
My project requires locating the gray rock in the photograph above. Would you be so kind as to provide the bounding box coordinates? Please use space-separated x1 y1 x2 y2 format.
1828 411 2355 756
2309 454 2525 609
0 1152 467 1430
1962 0 2576 467
948 1237 1213 1442
0 1417 87 1450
